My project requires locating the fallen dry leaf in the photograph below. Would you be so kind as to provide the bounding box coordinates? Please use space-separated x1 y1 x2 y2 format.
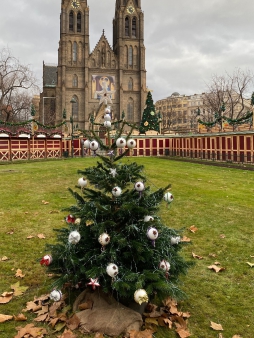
15 269 25 278
181 236 191 242
208 265 226 273
42 200 49 205
14 313 27 321
218 334 224 338
163 318 173 329
57 329 77 338
129 329 154 338
209 253 217 257
7 229 14 235
1 256 9 261
0 314 13 323
27 235 35 239
34 313 49 322
220 234 226 238
14 323 47 338
11 281 29 296
210 321 224 331
176 327 191 338
0 292 13 304
66 314 80 331
232 335 242 338
247 262 254 267
94 333 104 338
37 234 46 239
189 225 198 233
23 301 42 312
192 252 203 260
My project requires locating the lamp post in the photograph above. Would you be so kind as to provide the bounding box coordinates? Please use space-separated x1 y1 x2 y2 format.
70 97 76 157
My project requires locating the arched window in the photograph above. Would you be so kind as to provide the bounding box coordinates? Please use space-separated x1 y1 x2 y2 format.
124 45 128 67
69 11 74 32
133 46 138 66
73 42 77 62
128 78 133 91
125 17 130 36
132 17 137 37
128 46 133 66
77 12 81 32
127 98 134 121
73 74 78 87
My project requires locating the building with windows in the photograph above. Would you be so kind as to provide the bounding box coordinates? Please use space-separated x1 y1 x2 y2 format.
39 0 147 132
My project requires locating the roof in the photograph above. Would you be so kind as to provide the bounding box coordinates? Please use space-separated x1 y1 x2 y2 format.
43 63 57 87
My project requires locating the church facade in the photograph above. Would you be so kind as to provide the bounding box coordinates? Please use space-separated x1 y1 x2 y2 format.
39 0 147 131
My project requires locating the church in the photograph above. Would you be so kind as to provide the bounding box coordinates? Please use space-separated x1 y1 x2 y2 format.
39 0 147 131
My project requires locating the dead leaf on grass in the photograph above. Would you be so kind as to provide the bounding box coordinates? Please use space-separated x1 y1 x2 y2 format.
209 253 217 257
208 265 225 273
0 314 13 322
66 314 80 331
42 200 49 205
220 234 226 238
210 321 223 331
181 236 191 242
192 252 203 260
27 235 35 239
14 314 27 321
23 301 42 312
176 327 191 338
11 281 29 296
14 323 47 338
15 269 25 278
232 335 243 338
129 329 154 338
0 292 13 304
57 329 77 338
37 233 46 239
7 229 14 235
247 262 254 267
189 225 198 233
94 333 104 338
1 256 9 261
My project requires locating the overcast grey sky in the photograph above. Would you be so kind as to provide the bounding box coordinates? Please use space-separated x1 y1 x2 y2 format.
1 0 254 101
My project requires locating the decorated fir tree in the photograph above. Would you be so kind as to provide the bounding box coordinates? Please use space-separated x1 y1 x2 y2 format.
41 106 190 306
139 91 160 134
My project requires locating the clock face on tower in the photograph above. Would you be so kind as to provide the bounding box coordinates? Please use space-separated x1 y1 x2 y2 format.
127 5 135 14
71 1 80 9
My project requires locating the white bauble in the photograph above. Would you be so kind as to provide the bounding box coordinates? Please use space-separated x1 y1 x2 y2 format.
144 215 154 222
105 107 111 114
104 121 111 128
78 177 87 188
83 140 91 149
98 233 110 246
50 290 62 302
135 182 145 192
68 230 81 244
104 113 111 121
147 227 158 240
90 140 99 151
159 260 171 272
171 236 181 245
134 289 149 305
106 263 119 277
75 218 81 225
112 186 122 197
127 139 136 149
116 138 126 148
164 192 174 203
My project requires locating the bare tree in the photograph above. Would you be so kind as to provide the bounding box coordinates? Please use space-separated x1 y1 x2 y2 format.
0 48 38 122
203 69 253 128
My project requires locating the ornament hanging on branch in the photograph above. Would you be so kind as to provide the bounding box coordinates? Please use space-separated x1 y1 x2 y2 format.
83 140 91 149
40 254 53 266
68 230 81 244
171 236 181 245
78 177 88 188
144 215 154 222
116 138 126 148
127 139 136 149
50 290 62 302
134 289 149 305
109 168 117 177
164 192 174 204
147 227 158 247
104 121 111 128
98 232 111 249
66 214 76 224
106 263 119 278
90 140 99 155
112 186 122 197
87 278 100 290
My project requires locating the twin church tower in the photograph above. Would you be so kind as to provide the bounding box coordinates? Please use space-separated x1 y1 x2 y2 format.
40 0 147 130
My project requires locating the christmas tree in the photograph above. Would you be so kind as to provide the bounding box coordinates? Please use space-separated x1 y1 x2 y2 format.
41 106 190 306
139 91 160 134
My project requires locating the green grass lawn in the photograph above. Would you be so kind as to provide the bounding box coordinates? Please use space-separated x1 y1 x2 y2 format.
0 157 253 338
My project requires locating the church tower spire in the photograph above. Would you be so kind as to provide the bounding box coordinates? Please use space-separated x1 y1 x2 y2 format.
113 0 146 123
